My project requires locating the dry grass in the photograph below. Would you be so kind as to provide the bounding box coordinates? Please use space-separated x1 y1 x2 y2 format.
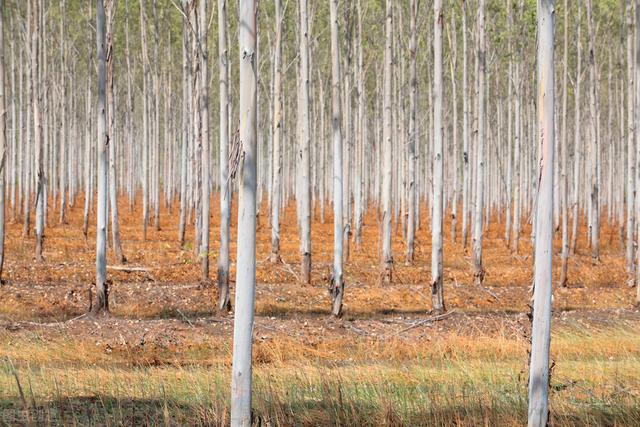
0 196 638 425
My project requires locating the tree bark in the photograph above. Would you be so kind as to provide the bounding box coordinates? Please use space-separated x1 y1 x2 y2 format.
217 0 231 310
472 0 486 286
431 0 445 313
270 0 283 264
93 0 110 316
329 0 345 317
230 0 258 424
380 0 393 284
0 0 5 282
528 1 555 424
298 0 312 284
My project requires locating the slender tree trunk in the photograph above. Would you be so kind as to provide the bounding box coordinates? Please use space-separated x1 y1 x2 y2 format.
449 11 459 245
230 0 258 424
106 0 124 264
461 0 470 249
528 1 555 424
472 0 486 286
93 0 109 316
431 0 445 313
198 0 211 282
570 8 582 255
217 0 231 310
406 0 417 264
140 0 150 241
298 0 312 284
626 0 636 281
0 0 5 282
329 0 344 317
586 0 600 261
380 0 393 284
559 0 570 286
178 0 190 247
32 0 45 262
270 0 283 263
635 0 640 301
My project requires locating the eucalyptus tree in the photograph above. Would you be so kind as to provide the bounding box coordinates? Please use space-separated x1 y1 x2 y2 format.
570 4 582 255
178 0 191 247
31 0 45 261
329 0 345 317
559 0 569 286
431 0 445 313
199 0 211 282
636 0 640 300
106 0 124 264
230 0 258 423
406 0 418 264
217 0 231 310
381 0 393 284
0 0 5 282
626 0 636 279
586 0 600 260
461 0 470 249
472 0 486 286
270 0 283 264
528 0 555 424
93 0 110 315
298 0 312 284
140 0 150 241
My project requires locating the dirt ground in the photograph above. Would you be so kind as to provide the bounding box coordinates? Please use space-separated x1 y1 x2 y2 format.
0 195 637 361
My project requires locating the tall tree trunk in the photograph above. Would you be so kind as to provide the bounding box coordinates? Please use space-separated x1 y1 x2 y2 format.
635 0 640 302
431 0 445 313
626 0 636 281
528 1 555 424
106 0 124 264
449 11 459 245
406 0 417 264
217 0 231 310
178 0 190 247
380 0 393 284
93 0 109 316
586 0 600 260
298 0 312 284
270 0 283 263
32 0 45 262
198 0 211 282
329 0 345 317
0 0 5 282
559 0 570 286
472 0 486 286
140 0 150 241
461 0 470 249
230 0 258 424
570 7 582 255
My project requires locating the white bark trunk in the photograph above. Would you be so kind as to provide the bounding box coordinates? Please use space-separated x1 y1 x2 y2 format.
329 0 344 316
230 0 258 424
528 1 555 424
431 0 445 312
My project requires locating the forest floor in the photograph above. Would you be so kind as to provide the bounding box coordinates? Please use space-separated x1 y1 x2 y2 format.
0 196 639 426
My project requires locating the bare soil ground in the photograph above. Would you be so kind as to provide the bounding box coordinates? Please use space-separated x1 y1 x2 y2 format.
0 196 638 425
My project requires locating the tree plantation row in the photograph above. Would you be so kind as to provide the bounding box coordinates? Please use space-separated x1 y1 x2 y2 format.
0 0 633 425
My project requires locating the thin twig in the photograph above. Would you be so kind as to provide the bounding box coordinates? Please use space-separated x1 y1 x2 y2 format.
382 309 457 339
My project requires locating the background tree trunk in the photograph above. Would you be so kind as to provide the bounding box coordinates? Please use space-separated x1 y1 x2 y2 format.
380 0 393 285
329 0 344 317
93 0 109 316
298 0 312 284
431 0 445 313
217 0 231 311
